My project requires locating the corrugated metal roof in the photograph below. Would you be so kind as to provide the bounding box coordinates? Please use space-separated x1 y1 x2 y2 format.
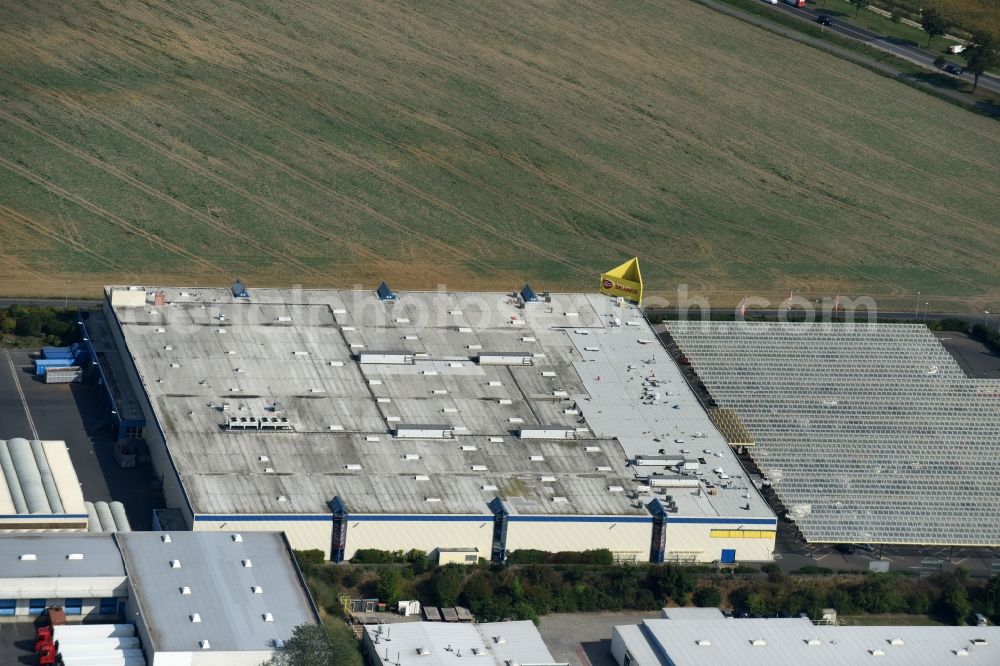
618 617 1000 665
364 620 554 666
118 531 317 653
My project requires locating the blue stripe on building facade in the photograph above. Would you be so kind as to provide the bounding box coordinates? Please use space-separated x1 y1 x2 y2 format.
193 513 774 525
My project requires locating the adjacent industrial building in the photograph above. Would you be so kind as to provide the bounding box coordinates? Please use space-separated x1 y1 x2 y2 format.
612 609 1000 665
362 620 562 666
0 438 88 533
0 531 319 665
665 321 1000 546
100 285 775 563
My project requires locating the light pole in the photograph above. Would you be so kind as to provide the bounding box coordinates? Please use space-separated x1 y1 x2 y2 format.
914 291 920 318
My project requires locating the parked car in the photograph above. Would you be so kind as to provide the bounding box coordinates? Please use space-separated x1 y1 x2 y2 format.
945 63 963 75
948 44 967 55
835 543 857 555
816 15 833 26
976 613 988 627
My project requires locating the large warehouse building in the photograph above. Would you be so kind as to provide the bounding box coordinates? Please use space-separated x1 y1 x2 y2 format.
100 285 775 563
665 321 1000 546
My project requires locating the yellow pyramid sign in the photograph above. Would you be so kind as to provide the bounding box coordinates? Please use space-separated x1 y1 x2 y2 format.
600 257 643 303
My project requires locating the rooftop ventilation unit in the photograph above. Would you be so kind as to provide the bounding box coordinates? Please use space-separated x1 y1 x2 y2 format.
199 640 211 650
888 638 904 645
190 613 201 623
170 559 182 568
869 649 885 656
19 554 36 561
416 647 431 655
805 638 821 646
252 586 263 594
180 586 191 595
242 559 252 568
750 639 766 647
263 613 274 622
67 553 84 560
162 534 171 543
695 640 711 647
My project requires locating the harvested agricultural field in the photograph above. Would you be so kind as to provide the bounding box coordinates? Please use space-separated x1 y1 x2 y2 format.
0 0 998 309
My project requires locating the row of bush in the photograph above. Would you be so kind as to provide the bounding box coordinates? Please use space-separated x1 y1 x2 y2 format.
296 550 1000 627
0 305 77 346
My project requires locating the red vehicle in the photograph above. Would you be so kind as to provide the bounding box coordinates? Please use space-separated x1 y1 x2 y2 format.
783 0 806 6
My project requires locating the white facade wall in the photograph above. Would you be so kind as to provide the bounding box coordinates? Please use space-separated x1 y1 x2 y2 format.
192 518 333 559
346 517 494 561
151 650 274 666
1 576 128 599
664 522 776 563
505 518 651 562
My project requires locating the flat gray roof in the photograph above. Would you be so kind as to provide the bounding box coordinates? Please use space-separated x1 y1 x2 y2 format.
667 321 1000 545
618 617 1000 665
108 287 772 520
364 620 556 666
118 531 317 653
0 533 125 578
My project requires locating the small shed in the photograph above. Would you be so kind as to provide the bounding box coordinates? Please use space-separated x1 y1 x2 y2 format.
376 282 397 301
231 279 249 299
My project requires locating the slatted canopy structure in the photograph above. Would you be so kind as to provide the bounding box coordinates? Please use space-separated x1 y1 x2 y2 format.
666 321 1000 546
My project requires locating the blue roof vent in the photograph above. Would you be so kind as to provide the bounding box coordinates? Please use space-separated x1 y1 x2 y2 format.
376 282 397 301
232 279 249 299
519 284 538 303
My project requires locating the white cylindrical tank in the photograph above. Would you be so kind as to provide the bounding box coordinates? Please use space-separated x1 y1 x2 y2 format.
7 437 50 513
95 501 116 532
30 439 64 513
0 440 28 513
53 624 136 641
109 502 131 532
86 502 102 532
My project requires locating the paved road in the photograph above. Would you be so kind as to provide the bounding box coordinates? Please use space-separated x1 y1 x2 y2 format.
645 307 996 326
769 2 1000 94
0 349 35 438
0 298 100 310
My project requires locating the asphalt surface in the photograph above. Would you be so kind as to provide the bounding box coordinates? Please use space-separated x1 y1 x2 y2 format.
767 1 1000 94
0 621 40 666
539 612 651 666
934 331 1000 379
0 348 161 529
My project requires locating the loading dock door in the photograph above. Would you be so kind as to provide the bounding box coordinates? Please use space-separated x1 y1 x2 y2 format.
721 549 736 564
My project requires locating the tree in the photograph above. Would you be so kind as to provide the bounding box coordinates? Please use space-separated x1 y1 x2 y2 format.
431 564 466 606
263 623 336 666
15 314 42 338
943 585 972 625
964 35 998 93
693 586 722 608
921 8 949 47
850 0 870 18
375 568 405 604
985 575 1000 621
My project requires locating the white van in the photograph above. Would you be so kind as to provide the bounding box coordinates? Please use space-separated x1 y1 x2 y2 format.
948 44 967 54
976 613 988 627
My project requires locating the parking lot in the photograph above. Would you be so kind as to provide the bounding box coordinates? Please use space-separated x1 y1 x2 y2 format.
0 347 161 529
0 621 41 665
539 612 650 666
934 330 1000 379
